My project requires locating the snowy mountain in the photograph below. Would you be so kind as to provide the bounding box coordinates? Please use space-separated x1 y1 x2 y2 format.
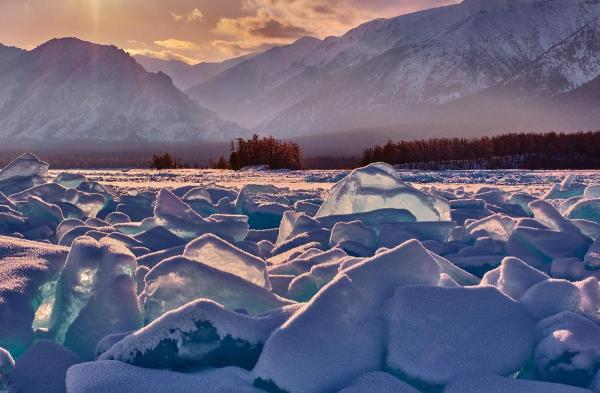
186 36 322 128
0 38 245 143
134 53 253 91
187 0 600 137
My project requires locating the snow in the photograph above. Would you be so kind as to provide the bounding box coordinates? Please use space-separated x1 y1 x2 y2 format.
480 256 549 299
443 375 593 393
337 371 420 393
2 157 600 392
535 312 600 387
385 286 535 388
9 339 81 393
0 236 68 356
100 299 298 370
66 361 262 393
519 279 582 320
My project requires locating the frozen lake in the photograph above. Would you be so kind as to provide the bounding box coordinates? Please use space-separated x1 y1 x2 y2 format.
1 154 600 393
49 168 600 195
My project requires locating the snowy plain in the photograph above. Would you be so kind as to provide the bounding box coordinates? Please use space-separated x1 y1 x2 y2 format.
1 154 600 393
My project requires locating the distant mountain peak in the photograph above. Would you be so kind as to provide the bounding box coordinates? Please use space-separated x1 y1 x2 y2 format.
292 36 321 45
0 37 246 143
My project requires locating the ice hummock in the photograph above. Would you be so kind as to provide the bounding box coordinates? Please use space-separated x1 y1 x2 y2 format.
535 311 600 387
49 236 137 343
385 286 535 388
142 256 293 322
0 153 49 196
63 274 143 360
0 347 14 392
254 240 443 393
0 236 68 356
152 189 249 241
315 163 451 221
100 299 299 370
183 234 270 289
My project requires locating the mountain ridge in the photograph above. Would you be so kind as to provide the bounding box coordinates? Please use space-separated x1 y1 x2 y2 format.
186 0 600 138
134 53 255 90
0 37 246 142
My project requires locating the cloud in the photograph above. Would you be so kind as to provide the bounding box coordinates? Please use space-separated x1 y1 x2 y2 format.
154 38 201 50
126 47 199 64
209 0 458 57
1 0 459 63
211 39 278 57
171 7 205 23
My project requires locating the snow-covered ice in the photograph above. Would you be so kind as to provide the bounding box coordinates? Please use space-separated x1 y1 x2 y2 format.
385 286 535 388
0 154 599 392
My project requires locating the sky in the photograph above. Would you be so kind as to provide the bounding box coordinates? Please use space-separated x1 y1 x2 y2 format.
0 0 458 64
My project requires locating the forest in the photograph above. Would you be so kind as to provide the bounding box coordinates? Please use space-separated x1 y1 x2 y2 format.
361 131 600 170
228 135 302 170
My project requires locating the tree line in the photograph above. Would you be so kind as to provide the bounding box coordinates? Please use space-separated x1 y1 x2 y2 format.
228 134 302 170
149 135 302 170
361 131 600 170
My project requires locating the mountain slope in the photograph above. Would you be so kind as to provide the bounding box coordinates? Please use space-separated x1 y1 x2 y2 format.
188 0 600 137
0 44 25 71
0 38 245 142
187 36 322 128
502 15 600 96
261 0 600 136
134 53 253 90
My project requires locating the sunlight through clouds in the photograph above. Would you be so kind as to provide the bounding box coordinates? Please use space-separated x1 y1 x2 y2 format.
0 0 458 63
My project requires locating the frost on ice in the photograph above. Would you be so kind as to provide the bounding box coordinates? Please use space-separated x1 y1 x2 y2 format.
0 154 599 392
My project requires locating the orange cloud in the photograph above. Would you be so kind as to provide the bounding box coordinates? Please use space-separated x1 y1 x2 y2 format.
171 8 205 23
126 47 199 64
0 0 459 63
154 39 201 51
